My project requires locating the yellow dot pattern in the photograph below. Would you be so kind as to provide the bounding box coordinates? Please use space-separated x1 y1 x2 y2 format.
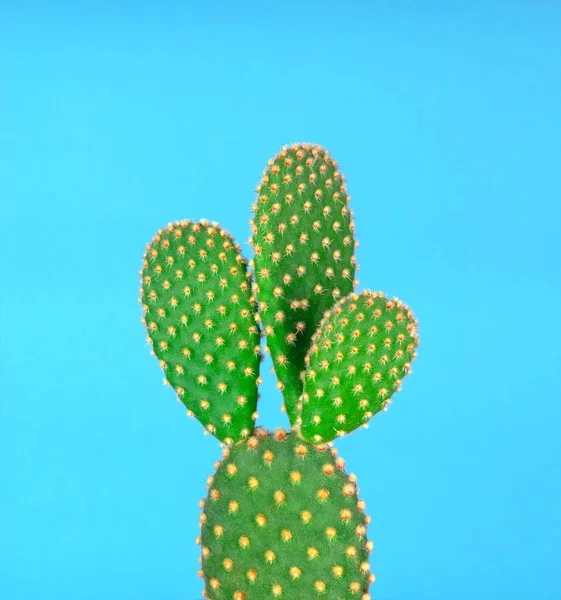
199 431 372 598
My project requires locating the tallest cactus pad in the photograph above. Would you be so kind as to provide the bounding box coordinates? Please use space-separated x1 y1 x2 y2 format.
138 143 420 600
251 143 357 426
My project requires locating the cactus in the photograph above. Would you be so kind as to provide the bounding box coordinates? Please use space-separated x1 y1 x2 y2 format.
138 143 419 600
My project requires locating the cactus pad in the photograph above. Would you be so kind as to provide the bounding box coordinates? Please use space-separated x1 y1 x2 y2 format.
140 220 262 444
251 143 357 427
300 291 419 444
198 429 373 599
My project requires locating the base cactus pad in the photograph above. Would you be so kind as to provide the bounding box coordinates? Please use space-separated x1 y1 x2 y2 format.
198 430 373 599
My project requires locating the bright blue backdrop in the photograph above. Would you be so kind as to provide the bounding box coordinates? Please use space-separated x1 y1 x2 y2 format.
1 2 560 599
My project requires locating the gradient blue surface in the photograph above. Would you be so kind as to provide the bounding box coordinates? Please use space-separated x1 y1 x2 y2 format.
1 2 560 599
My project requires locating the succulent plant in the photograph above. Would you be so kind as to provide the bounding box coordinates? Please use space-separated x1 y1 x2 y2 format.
139 143 419 599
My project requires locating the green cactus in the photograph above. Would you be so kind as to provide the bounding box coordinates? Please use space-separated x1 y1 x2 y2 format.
138 143 419 600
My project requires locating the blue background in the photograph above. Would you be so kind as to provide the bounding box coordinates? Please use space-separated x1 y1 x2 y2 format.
1 2 560 599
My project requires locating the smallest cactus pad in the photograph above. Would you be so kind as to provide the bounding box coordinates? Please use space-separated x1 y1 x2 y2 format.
198 429 374 599
300 291 419 444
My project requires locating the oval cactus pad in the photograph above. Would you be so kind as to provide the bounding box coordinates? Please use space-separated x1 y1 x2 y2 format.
139 220 261 444
300 291 419 444
199 429 373 599
251 143 357 427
